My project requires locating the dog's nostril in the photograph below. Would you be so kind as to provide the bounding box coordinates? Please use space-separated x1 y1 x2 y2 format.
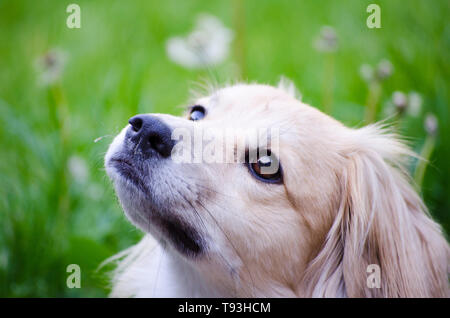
129 116 143 132
148 134 162 146
148 134 164 153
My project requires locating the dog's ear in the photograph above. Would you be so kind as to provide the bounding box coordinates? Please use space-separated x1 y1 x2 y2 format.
277 76 302 100
303 125 449 297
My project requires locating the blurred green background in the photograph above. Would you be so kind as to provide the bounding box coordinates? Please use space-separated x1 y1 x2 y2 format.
0 0 449 297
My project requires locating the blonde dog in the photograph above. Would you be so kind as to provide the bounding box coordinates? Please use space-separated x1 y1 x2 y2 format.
104 81 449 297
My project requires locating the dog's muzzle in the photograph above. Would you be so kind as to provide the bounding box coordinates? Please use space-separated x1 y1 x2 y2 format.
106 114 206 257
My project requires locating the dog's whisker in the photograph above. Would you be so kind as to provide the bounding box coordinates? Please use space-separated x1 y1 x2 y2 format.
174 188 208 231
94 134 114 143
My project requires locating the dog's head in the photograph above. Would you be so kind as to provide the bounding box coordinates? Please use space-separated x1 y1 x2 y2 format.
105 82 448 297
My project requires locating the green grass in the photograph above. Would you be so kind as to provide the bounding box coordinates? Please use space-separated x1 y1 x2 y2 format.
0 0 449 297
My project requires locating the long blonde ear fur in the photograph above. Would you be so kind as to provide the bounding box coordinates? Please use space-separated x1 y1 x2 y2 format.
303 124 449 297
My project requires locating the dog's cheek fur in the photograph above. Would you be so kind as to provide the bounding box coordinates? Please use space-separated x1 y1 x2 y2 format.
190 164 308 295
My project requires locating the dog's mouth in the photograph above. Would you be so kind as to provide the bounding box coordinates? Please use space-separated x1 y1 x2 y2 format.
108 157 135 172
108 157 205 257
108 157 149 193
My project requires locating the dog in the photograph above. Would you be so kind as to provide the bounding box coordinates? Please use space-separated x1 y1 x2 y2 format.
104 81 449 297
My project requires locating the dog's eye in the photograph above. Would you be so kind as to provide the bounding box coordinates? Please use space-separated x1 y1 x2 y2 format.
189 105 206 121
247 150 282 184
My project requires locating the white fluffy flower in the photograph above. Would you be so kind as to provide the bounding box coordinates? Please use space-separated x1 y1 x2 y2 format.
359 64 374 83
375 59 393 81
360 59 394 83
166 14 233 69
68 155 88 183
424 113 438 136
313 26 338 53
35 49 67 86
384 91 423 118
392 91 408 111
407 91 422 117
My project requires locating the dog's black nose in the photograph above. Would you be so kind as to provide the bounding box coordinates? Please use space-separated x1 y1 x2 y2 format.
127 115 174 158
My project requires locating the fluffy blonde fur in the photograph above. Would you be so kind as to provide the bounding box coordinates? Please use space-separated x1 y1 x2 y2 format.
104 81 449 298
301 125 449 297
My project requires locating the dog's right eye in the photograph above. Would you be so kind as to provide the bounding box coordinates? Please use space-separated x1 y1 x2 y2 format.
246 150 283 184
189 105 206 121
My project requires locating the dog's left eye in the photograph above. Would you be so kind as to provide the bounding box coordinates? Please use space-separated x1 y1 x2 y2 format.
189 105 206 121
247 150 282 184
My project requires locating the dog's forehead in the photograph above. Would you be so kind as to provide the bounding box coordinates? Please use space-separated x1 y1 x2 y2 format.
203 84 293 107
193 83 343 146
196 84 299 124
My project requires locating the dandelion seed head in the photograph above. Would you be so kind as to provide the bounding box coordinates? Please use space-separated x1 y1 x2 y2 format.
407 92 422 117
35 49 67 86
360 64 374 83
68 155 88 184
388 90 423 118
375 59 393 81
424 113 438 137
313 26 338 53
392 91 408 112
166 14 233 69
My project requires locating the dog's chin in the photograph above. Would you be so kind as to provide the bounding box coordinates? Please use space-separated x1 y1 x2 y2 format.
106 157 205 258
